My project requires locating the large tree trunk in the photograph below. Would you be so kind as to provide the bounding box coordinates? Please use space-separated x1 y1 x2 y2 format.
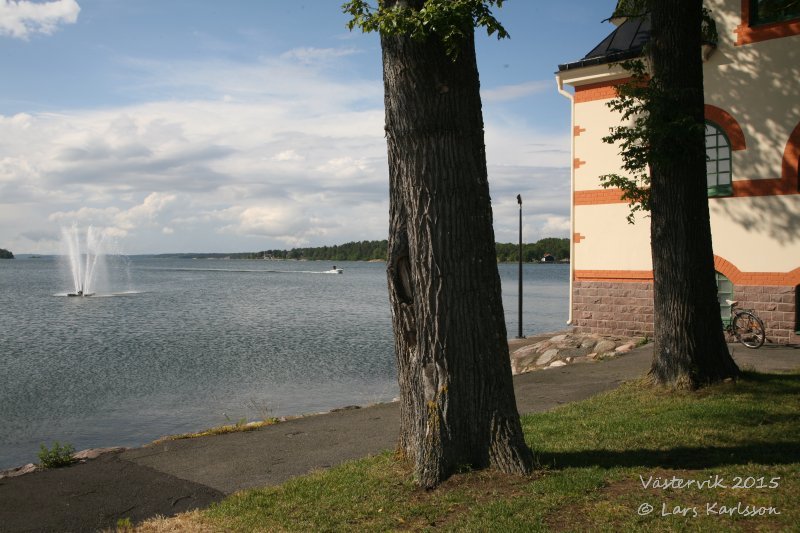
380 5 533 488
646 0 740 388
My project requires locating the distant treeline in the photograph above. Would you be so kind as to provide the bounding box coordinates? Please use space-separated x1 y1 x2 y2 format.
495 238 570 263
0 248 14 259
149 238 570 262
253 237 569 263
256 240 389 261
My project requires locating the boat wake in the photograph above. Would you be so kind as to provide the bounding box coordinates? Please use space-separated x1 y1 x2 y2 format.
148 267 342 275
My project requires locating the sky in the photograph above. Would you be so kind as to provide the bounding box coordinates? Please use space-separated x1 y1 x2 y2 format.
0 0 617 255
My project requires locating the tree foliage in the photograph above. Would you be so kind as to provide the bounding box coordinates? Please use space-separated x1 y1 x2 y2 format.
343 0 508 57
0 248 14 259
600 4 718 223
258 240 389 261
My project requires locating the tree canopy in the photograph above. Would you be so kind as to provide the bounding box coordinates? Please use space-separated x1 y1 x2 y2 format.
343 0 508 57
0 248 14 259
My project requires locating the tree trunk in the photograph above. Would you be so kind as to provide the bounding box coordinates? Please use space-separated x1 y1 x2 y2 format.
380 5 533 488
646 0 740 388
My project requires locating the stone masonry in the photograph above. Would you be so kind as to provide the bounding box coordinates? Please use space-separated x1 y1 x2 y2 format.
572 280 799 345
572 281 654 337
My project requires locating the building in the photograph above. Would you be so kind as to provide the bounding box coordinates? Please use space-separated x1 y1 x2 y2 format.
555 0 800 344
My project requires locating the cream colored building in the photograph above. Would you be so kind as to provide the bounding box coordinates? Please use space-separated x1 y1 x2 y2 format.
555 0 799 344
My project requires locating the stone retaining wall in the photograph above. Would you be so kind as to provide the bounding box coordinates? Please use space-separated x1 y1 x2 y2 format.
571 281 654 337
572 280 799 344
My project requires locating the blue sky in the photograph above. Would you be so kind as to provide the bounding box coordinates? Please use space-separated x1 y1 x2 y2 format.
1 0 616 254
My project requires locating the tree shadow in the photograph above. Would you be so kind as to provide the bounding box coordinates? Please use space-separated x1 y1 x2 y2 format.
704 8 800 247
539 372 800 470
540 442 800 470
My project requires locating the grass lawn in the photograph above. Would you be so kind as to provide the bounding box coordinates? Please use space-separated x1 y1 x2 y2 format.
135 371 799 532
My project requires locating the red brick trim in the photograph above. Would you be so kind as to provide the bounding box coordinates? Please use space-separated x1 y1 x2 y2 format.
574 189 627 205
714 256 800 286
782 121 800 191
705 105 746 151
574 78 630 103
573 232 585 244
574 270 654 282
573 158 586 169
574 125 586 136
729 121 800 196
735 0 800 45
574 119 799 202
574 262 800 286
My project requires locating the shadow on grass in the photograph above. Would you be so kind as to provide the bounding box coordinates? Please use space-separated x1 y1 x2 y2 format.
539 442 800 470
536 372 800 471
737 370 800 388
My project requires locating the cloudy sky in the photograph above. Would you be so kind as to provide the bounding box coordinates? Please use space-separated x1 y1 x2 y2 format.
1 0 615 254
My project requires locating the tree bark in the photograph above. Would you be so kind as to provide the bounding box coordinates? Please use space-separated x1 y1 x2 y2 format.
646 0 740 388
380 4 533 487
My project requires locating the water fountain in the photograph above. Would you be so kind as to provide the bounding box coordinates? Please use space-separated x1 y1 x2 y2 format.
61 226 107 297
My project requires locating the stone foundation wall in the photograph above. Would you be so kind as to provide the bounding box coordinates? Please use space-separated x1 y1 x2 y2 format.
735 285 799 345
571 281 654 337
572 281 799 344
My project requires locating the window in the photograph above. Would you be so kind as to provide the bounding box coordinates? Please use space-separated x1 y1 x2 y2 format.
706 122 732 197
716 272 734 325
751 0 800 26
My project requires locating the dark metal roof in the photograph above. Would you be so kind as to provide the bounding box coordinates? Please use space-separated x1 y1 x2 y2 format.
557 15 651 72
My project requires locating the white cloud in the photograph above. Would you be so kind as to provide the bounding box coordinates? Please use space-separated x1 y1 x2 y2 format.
0 46 572 254
272 149 303 162
47 192 177 237
280 46 359 65
0 0 80 40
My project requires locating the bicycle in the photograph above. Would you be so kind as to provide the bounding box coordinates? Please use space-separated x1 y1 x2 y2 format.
724 300 765 348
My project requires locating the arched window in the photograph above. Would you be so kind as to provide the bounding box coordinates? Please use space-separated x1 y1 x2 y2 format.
751 0 800 26
716 271 734 324
706 121 732 197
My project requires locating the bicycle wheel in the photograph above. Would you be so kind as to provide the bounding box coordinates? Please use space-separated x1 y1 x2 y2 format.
732 311 765 349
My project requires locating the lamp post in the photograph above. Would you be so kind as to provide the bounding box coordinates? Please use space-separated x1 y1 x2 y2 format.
516 194 524 339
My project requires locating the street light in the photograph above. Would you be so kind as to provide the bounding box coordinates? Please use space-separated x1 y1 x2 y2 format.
516 194 524 339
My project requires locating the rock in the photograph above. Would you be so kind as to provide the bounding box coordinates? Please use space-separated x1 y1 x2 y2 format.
0 463 37 479
511 348 539 375
586 352 598 360
72 447 126 461
594 340 617 354
549 334 568 343
548 360 567 367
536 349 559 366
559 347 591 358
580 338 598 349
511 345 538 358
615 342 636 353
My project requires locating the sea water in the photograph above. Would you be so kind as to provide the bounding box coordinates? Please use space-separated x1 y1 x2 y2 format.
0 257 567 469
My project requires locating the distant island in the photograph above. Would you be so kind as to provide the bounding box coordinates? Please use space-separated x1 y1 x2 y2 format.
0 248 14 259
148 238 570 263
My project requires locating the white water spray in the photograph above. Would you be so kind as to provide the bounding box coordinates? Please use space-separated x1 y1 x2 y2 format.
61 225 108 296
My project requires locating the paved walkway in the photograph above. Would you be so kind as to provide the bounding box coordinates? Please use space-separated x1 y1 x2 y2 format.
0 343 796 532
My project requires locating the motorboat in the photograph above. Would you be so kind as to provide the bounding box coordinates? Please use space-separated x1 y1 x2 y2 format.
325 267 344 274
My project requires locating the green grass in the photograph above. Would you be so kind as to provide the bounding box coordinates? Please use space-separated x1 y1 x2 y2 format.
145 371 800 532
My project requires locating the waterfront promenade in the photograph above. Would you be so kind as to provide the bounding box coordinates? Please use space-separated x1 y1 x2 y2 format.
0 341 796 532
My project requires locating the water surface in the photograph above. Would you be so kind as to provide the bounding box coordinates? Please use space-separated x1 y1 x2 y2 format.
0 257 567 469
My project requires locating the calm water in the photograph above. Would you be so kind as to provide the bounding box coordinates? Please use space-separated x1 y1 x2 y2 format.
0 257 568 469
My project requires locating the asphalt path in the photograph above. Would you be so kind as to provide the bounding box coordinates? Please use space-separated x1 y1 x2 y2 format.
0 342 796 532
